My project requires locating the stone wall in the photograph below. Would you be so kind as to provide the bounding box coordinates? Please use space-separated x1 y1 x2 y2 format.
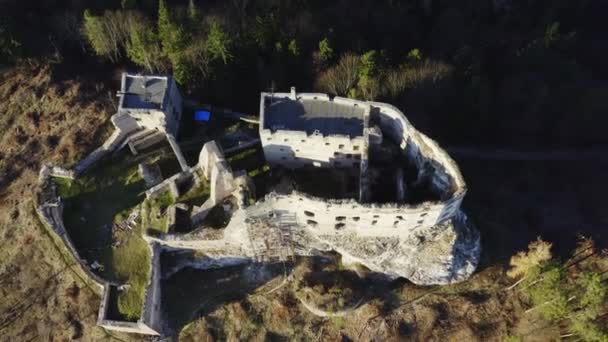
258 93 467 224
370 102 466 198
35 176 107 292
145 171 193 199
263 191 456 237
73 115 139 176
260 129 365 168
140 242 162 334
198 140 238 205
97 283 160 335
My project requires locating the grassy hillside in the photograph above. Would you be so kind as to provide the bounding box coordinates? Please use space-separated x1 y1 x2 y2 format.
0 63 141 341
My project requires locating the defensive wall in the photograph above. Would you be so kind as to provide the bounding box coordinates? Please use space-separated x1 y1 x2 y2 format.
258 91 467 229
263 191 460 236
35 171 107 292
96 242 163 336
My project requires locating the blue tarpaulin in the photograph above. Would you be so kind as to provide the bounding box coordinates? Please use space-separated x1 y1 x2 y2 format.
195 110 211 121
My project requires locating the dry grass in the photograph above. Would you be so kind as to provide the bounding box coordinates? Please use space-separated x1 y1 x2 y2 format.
0 63 140 341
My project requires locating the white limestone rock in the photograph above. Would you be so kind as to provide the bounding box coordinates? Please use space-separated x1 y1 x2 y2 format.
313 213 480 285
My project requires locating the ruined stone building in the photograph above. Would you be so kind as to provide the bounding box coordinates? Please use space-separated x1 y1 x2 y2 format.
153 88 479 287
36 79 480 336
116 73 182 135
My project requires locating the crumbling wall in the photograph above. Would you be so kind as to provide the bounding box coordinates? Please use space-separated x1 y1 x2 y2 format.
140 243 162 334
35 175 107 292
260 129 365 168
145 171 191 199
163 78 183 136
97 283 160 335
265 191 449 237
73 114 139 176
370 102 466 197
198 141 235 204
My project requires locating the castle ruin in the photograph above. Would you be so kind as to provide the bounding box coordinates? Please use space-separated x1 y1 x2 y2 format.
35 75 480 336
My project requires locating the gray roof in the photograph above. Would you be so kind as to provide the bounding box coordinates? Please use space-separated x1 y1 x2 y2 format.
264 97 365 138
121 75 169 110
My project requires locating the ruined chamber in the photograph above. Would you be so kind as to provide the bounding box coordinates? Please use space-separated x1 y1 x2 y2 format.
253 89 480 285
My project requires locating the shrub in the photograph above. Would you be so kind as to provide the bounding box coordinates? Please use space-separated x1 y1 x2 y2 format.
316 53 360 96
507 238 552 278
82 10 134 62
288 38 299 56
318 37 333 62
522 262 569 321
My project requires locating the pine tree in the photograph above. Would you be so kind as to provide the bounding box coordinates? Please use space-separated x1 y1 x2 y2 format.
157 0 192 84
83 10 115 61
318 37 333 63
522 262 569 320
206 20 233 64
568 273 608 341
126 20 163 72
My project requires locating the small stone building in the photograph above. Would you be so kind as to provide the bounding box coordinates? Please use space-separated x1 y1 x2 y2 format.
115 73 183 137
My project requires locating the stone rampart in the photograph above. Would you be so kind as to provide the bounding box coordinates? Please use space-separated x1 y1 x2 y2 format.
35 177 108 292
264 191 457 237
140 242 162 334
370 102 466 197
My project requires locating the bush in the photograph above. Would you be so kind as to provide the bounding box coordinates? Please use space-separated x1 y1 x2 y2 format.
316 53 360 96
82 10 133 62
318 38 333 62
522 262 569 320
507 238 552 278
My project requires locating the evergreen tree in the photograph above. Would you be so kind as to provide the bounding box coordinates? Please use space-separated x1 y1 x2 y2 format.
83 10 115 61
318 37 333 63
126 20 163 72
288 39 299 56
357 50 380 99
522 262 569 320
157 0 192 84
206 20 233 64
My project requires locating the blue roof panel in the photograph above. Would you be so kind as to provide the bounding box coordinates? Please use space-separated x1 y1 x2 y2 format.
195 110 211 121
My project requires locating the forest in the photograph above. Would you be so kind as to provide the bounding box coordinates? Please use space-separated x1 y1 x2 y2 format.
1 0 607 148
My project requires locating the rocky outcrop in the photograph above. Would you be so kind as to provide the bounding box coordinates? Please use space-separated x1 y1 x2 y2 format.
314 212 480 285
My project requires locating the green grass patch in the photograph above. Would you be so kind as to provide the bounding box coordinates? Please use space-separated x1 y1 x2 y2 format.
247 164 270 178
112 233 151 321
228 148 265 173
227 148 258 162
152 191 175 209
178 180 210 207
55 154 151 321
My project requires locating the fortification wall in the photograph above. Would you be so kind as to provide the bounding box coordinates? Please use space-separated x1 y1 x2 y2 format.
140 243 162 334
35 177 107 292
264 191 459 237
260 129 365 168
370 102 466 197
73 114 140 176
198 140 240 205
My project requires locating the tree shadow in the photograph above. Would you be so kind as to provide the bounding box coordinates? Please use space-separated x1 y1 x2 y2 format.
160 252 409 338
